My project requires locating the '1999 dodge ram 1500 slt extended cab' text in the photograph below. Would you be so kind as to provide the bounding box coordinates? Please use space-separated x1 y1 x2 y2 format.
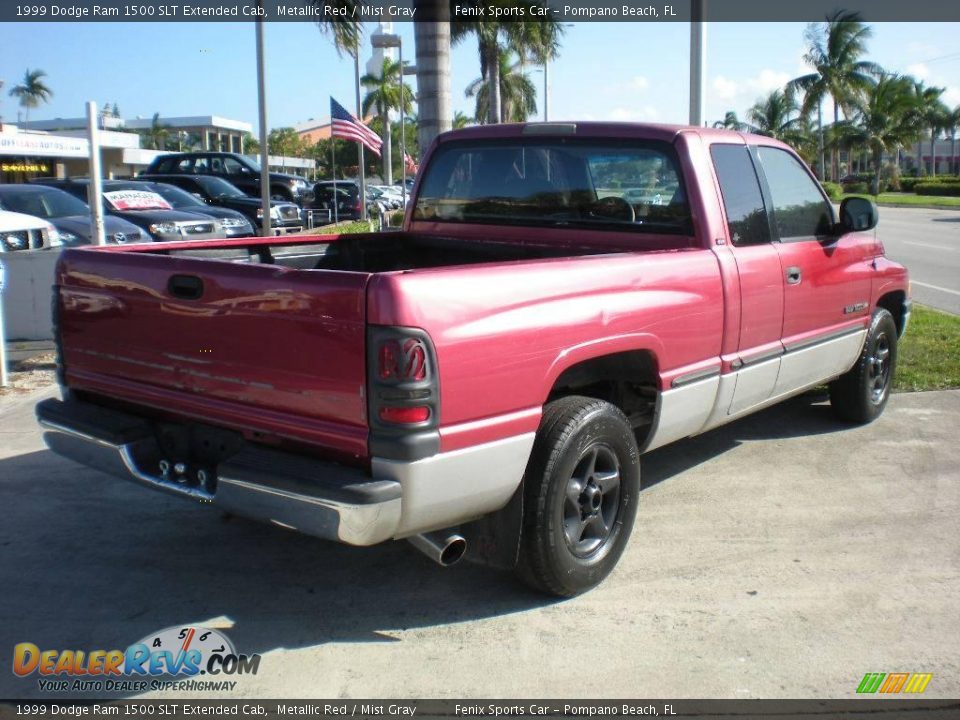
37 123 910 596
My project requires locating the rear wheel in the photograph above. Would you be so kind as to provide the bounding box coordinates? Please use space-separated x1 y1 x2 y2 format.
829 308 898 424
516 396 640 597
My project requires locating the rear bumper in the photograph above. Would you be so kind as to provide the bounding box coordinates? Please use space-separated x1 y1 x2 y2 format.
36 398 534 545
36 398 401 546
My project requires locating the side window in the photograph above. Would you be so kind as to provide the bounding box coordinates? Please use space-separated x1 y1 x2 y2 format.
224 158 247 175
756 146 833 239
710 144 770 246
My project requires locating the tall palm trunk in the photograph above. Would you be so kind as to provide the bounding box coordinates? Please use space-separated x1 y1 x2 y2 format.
929 128 937 177
413 9 452 152
818 101 826 181
871 145 882 196
952 131 957 176
916 137 923 175
483 40 501 124
832 100 840 181
382 112 393 185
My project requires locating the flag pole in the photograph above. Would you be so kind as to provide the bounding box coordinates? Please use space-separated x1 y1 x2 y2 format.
355 50 367 221
331 139 338 225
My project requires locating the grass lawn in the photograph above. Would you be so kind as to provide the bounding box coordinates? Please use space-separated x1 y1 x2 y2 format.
842 192 960 209
895 304 960 392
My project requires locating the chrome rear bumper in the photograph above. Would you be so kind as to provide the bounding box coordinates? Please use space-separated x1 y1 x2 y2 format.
37 398 402 546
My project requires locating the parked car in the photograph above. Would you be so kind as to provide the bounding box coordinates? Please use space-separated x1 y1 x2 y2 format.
36 122 909 598
0 184 147 246
0 210 60 252
145 152 313 206
32 179 223 243
313 180 390 220
108 180 254 238
372 185 403 209
137 174 302 235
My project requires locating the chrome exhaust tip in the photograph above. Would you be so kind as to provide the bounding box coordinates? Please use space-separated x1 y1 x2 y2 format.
408 531 467 567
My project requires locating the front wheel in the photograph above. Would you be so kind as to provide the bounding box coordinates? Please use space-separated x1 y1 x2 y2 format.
829 308 898 424
516 396 640 597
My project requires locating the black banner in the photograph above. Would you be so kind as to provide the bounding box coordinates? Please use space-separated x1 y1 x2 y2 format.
3 0 960 23
2 700 960 720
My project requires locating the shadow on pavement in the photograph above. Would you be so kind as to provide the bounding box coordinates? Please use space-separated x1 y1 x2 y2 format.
0 389 848 697
641 389 839 490
931 216 960 223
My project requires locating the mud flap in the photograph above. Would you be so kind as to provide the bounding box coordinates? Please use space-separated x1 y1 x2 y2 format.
460 482 524 571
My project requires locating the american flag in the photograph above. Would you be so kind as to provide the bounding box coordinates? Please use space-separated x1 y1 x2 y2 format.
330 97 382 156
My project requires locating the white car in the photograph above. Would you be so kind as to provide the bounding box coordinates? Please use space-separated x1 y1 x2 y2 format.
0 210 61 252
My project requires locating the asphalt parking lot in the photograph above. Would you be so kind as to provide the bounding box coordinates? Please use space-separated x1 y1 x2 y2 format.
0 387 957 699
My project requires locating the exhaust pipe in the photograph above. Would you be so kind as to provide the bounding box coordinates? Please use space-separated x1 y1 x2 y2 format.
408 531 467 567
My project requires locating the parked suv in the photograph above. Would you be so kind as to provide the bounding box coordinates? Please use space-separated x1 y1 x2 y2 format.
145 152 313 206
138 174 302 235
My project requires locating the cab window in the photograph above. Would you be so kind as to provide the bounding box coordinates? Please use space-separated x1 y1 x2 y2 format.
710 144 770 247
756 146 833 240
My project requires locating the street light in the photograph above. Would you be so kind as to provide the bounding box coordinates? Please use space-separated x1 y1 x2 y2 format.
371 32 408 209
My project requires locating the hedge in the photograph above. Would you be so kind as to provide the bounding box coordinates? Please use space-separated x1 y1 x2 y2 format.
843 181 871 195
902 176 960 192
913 182 960 197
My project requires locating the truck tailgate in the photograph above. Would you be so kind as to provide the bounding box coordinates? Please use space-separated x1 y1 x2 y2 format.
56 248 370 457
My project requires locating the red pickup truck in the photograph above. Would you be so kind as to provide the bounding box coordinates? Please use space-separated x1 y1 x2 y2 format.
37 123 910 597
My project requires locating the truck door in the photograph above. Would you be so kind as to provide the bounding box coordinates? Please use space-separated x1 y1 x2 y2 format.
752 145 873 395
710 144 785 415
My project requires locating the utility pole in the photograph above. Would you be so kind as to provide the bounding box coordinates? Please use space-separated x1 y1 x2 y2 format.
86 101 106 246
689 0 706 127
255 6 272 236
355 50 367 221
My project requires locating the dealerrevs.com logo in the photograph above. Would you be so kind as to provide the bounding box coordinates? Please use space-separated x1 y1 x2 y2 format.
13 625 260 693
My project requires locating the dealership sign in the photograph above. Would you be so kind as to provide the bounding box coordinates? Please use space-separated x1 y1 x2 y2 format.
103 190 172 211
0 133 88 158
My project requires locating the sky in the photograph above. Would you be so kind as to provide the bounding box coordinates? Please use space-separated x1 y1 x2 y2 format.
1 20 959 136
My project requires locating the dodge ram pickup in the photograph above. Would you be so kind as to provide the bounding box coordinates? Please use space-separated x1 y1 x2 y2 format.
37 123 910 596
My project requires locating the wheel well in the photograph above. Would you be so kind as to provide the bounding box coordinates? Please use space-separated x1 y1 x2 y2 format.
877 291 907 336
546 350 659 445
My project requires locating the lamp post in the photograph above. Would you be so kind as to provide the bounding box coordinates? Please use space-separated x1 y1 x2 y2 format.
689 0 706 127
371 32 407 208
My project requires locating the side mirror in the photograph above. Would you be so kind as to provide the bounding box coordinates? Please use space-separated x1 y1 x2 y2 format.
839 196 878 233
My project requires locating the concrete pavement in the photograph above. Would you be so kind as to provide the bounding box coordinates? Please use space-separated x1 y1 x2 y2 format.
879 206 960 314
0 387 957 699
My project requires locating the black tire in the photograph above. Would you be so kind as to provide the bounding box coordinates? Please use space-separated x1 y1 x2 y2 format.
516 396 640 597
829 308 898 424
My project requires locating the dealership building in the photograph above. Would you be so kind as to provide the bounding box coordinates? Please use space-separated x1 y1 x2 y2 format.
0 113 314 184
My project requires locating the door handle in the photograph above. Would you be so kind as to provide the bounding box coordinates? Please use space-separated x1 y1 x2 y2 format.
785 266 802 285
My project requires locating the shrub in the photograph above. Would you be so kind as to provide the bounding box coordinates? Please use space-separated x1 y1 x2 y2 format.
903 175 960 191
821 181 844 201
913 182 960 197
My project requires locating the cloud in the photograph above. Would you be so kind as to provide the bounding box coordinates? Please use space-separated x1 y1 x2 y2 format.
599 75 651 96
943 87 960 107
906 63 930 80
608 106 660 121
629 76 650 91
712 69 791 105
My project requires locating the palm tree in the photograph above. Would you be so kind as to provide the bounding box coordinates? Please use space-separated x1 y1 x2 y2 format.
311 1 361 55
790 11 881 181
746 90 804 144
466 50 538 123
414 1 452 152
453 111 473 129
452 9 564 125
841 74 921 194
920 87 948 176
946 105 960 176
8 69 53 128
142 112 171 151
713 111 745 131
362 58 414 185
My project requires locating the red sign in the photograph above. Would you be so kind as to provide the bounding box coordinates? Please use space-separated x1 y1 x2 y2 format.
103 190 172 211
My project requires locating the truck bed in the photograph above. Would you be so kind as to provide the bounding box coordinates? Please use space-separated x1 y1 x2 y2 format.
55 232 640 462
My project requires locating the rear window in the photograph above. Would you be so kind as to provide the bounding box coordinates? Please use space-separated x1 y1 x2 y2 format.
413 139 691 234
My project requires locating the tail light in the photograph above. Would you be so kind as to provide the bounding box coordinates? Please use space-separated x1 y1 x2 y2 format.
368 327 438 433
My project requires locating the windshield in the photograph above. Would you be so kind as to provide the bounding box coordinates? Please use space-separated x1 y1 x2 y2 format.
197 176 246 199
0 187 89 219
413 139 691 234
